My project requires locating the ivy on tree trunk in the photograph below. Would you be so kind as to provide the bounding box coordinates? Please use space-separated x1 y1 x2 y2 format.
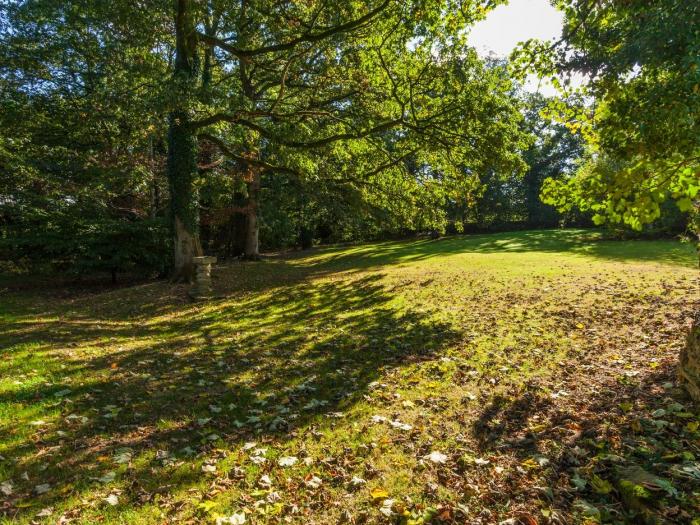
167 0 202 281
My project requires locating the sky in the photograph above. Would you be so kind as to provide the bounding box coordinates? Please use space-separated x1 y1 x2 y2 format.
468 0 575 96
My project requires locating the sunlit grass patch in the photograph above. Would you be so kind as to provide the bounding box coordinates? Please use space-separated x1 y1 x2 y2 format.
0 230 697 524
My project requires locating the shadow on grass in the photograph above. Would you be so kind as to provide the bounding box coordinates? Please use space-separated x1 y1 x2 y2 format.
0 228 695 520
469 362 700 523
0 273 460 521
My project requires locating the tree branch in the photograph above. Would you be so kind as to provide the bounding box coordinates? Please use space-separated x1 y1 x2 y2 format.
198 133 299 175
197 0 391 58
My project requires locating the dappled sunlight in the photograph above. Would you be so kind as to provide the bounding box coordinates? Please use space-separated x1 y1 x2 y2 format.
1 230 698 524
1 268 465 522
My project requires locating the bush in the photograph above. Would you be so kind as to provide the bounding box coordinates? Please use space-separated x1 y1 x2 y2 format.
0 215 171 281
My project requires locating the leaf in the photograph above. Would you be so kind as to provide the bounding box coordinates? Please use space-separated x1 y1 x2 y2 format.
670 463 700 480
425 451 448 464
198 500 218 513
389 420 412 431
104 494 119 506
258 475 272 487
619 402 633 413
573 499 600 519
34 483 51 495
113 448 133 464
617 465 678 497
349 476 366 487
571 472 587 491
277 456 298 467
302 398 327 411
97 471 116 484
371 487 389 500
591 474 613 495
529 423 547 433
0 481 13 496
521 456 549 469
305 475 322 488
54 389 72 397
215 512 246 524
378 499 395 517
677 197 692 212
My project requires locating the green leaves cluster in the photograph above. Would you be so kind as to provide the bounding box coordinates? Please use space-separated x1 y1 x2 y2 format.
517 0 700 232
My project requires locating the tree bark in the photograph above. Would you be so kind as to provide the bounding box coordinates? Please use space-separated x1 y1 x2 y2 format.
244 168 261 259
167 0 202 281
229 189 248 257
680 311 700 402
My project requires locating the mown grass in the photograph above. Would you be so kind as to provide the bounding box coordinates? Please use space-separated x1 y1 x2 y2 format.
1 229 698 524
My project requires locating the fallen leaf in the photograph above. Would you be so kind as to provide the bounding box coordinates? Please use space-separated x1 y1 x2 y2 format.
34 483 51 495
379 499 395 517
97 471 116 484
104 494 119 506
350 476 366 487
425 451 448 464
305 475 322 488
278 456 298 467
259 474 272 488
215 512 246 524
371 487 389 500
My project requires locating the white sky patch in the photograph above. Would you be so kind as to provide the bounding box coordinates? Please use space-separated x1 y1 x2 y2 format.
468 0 585 96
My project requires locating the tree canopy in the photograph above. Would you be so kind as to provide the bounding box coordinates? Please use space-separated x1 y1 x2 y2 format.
514 0 700 231
1 0 694 280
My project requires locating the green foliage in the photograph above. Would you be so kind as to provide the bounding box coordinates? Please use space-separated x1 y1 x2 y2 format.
1 0 534 271
515 0 700 232
449 92 587 232
191 0 528 243
1 194 170 277
541 154 694 232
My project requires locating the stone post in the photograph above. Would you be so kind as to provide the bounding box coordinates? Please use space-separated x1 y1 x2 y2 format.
189 256 217 300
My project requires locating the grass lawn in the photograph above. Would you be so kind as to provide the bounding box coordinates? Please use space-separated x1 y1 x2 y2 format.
1 229 699 524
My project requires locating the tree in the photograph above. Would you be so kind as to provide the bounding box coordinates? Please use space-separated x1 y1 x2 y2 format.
446 91 585 232
1 0 528 277
521 93 584 228
514 0 700 232
0 0 172 278
189 0 526 258
168 0 204 279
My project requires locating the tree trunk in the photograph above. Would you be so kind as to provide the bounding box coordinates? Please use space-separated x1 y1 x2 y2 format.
167 0 202 281
244 169 260 259
680 311 700 402
228 189 248 257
